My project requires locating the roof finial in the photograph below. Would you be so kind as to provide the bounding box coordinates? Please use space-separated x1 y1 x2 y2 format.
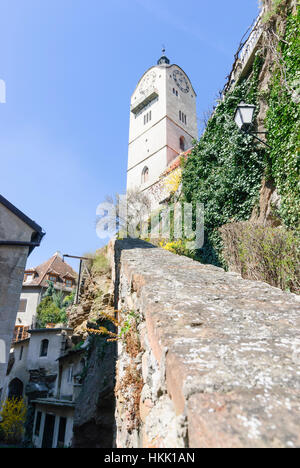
157 45 170 66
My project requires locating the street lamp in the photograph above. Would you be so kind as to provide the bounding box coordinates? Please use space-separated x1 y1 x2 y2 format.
234 102 255 132
234 101 272 149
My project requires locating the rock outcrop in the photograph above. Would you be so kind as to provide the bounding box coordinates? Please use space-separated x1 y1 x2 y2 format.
67 251 116 448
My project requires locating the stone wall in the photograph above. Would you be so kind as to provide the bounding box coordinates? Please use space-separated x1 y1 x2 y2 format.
111 239 300 448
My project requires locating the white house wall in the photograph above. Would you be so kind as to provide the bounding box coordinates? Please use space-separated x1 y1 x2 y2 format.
33 404 74 448
17 288 41 328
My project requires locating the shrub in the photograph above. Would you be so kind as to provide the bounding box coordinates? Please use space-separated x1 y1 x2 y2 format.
220 222 300 293
0 398 27 444
91 251 110 276
36 296 64 328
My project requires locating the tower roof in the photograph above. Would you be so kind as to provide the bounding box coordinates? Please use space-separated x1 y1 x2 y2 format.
157 47 170 66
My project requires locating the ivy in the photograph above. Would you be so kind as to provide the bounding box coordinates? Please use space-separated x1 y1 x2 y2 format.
265 9 300 228
182 55 265 266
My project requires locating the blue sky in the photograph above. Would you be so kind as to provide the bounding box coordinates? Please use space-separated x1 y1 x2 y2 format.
0 0 260 271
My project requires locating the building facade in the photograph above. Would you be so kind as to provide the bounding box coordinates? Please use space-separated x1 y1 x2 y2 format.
14 252 77 342
1 326 84 448
0 194 44 393
127 52 198 199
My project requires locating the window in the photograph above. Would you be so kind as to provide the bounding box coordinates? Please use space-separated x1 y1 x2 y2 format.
141 167 149 184
48 275 57 283
180 137 185 152
19 346 24 361
40 339 49 357
24 273 33 283
144 111 152 125
57 417 67 448
35 411 42 436
67 365 73 383
179 111 187 125
65 279 73 288
18 299 27 313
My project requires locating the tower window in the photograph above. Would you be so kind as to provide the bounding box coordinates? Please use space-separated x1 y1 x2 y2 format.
179 111 187 125
144 111 152 125
180 136 185 152
141 167 149 184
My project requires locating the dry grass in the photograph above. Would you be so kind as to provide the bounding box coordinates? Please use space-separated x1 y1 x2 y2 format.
220 221 300 294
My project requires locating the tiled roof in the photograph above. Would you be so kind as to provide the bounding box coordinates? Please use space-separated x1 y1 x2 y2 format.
23 253 77 288
161 148 193 177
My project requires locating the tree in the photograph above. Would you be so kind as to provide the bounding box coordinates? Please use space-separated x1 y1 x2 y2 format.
35 282 75 328
36 297 62 328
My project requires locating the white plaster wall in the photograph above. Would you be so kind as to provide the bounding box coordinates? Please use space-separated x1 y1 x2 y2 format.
33 404 74 448
27 331 67 375
128 118 167 170
1 341 30 403
0 204 34 390
166 65 198 140
16 288 41 327
127 147 167 193
129 66 167 143
166 119 194 161
59 357 84 400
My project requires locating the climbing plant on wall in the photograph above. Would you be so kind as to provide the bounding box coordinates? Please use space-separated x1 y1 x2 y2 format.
265 8 300 228
182 55 266 266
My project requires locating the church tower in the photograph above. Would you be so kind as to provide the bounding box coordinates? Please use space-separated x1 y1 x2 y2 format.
127 51 198 194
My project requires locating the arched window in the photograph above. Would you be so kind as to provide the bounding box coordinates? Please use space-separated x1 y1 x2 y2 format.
8 378 23 400
180 136 185 152
40 339 49 357
141 166 149 184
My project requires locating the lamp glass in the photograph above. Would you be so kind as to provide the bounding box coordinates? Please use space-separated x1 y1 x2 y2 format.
234 102 255 130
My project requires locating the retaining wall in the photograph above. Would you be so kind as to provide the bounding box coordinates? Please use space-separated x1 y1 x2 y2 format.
111 239 300 448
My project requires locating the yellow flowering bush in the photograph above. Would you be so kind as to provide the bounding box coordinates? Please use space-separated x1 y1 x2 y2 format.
163 168 182 194
0 398 27 444
159 239 190 256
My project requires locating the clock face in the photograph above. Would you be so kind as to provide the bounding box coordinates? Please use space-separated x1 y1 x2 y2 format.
139 71 156 95
173 70 190 93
